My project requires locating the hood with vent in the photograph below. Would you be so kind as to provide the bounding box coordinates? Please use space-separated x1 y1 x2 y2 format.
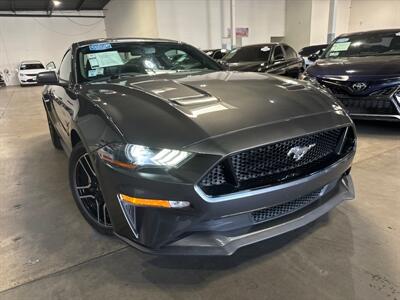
83 71 339 149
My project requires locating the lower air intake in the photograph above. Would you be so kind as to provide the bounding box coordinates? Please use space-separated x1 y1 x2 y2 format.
250 187 324 224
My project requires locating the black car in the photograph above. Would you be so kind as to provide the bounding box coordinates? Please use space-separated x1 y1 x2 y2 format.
204 48 229 60
303 29 400 121
37 38 356 255
221 43 303 78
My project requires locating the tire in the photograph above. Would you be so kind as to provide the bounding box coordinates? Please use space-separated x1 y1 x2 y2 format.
46 113 62 150
69 142 113 235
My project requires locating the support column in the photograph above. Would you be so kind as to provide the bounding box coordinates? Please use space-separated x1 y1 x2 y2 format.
327 0 337 42
230 0 236 49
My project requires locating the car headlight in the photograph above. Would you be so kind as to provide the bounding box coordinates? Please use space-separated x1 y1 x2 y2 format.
97 144 193 169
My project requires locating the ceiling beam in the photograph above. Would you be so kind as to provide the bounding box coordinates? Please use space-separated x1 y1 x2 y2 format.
77 0 86 11
0 13 104 18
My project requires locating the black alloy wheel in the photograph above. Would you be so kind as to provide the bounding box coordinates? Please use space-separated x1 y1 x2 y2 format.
69 142 113 235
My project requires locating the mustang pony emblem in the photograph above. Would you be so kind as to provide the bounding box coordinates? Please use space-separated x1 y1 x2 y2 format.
287 144 316 161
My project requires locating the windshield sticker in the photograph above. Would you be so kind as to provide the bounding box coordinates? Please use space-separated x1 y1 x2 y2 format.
330 42 351 52
336 38 349 43
88 51 123 68
261 46 270 52
328 51 339 57
88 54 100 68
86 52 123 69
88 69 98 77
89 43 112 51
96 67 104 75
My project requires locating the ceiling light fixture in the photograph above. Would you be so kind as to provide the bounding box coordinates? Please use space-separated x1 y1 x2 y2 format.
52 0 62 7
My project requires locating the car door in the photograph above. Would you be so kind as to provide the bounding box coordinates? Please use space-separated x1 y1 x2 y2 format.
266 45 287 75
282 44 303 77
49 49 78 144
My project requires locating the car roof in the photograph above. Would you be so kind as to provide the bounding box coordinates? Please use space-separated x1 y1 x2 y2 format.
338 28 400 38
74 37 179 48
240 43 276 48
20 60 43 64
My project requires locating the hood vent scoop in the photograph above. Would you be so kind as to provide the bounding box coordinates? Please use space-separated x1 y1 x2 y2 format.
169 95 219 106
131 79 219 106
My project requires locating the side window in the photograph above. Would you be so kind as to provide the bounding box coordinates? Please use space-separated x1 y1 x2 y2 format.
283 45 298 59
273 46 285 61
59 50 72 82
163 49 203 69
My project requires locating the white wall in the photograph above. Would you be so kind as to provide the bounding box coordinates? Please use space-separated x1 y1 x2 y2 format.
335 0 351 36
155 0 285 49
310 0 330 45
284 0 312 50
0 11 106 85
348 0 400 32
284 0 351 49
235 0 286 46
104 0 285 50
104 0 158 38
155 0 221 49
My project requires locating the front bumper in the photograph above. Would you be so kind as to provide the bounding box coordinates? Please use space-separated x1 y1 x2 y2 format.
95 147 355 255
19 78 38 85
117 174 354 255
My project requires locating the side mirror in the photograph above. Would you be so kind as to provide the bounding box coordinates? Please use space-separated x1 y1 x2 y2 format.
37 71 59 85
308 53 319 62
46 61 56 70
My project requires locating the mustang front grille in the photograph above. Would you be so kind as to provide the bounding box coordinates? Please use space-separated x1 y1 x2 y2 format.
199 127 355 196
250 187 324 224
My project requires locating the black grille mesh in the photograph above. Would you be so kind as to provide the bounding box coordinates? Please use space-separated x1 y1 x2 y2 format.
231 129 340 182
251 188 323 224
339 98 398 115
199 127 354 196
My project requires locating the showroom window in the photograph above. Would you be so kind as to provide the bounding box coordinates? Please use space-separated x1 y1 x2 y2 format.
283 45 298 59
59 50 72 83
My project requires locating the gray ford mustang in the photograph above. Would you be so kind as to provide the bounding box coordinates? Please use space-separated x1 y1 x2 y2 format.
38 38 356 255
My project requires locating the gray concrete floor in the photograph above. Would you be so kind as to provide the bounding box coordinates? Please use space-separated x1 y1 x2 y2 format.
0 86 399 300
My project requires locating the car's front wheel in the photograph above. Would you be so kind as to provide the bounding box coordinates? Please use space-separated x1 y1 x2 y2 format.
69 142 113 235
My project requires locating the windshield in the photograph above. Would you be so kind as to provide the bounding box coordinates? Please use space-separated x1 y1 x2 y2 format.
20 63 44 70
324 31 400 58
77 41 222 82
222 45 271 63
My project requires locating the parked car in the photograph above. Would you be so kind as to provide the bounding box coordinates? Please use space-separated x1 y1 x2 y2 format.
299 44 328 69
0 71 5 87
204 48 229 60
302 29 400 121
221 43 303 78
17 60 46 86
38 38 356 255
